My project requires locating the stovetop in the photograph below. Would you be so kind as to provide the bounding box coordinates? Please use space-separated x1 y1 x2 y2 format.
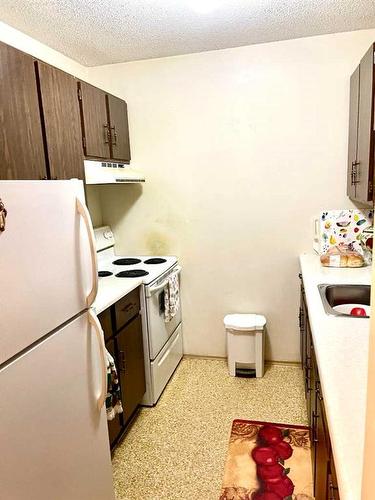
97 248 178 286
92 226 179 314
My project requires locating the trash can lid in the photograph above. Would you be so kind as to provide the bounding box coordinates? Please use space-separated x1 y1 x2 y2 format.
224 313 266 331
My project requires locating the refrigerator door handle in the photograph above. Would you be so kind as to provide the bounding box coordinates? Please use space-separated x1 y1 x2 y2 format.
76 197 98 307
88 309 108 411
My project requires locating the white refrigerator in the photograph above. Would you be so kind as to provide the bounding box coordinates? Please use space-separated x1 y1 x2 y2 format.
0 180 115 500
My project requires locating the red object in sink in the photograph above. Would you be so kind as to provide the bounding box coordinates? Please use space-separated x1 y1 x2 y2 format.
350 307 367 316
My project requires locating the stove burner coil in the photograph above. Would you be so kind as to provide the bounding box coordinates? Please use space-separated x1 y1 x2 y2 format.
116 270 149 278
144 258 167 264
98 271 113 277
113 258 142 265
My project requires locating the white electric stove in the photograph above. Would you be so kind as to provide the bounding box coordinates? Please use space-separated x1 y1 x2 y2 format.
94 226 183 406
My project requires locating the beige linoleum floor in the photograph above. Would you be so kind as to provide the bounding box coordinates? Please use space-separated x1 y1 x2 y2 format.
112 357 307 500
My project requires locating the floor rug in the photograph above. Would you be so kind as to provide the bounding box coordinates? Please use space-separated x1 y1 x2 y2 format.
220 419 314 500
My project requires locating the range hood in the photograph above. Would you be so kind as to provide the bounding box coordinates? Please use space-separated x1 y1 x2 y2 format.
84 160 145 184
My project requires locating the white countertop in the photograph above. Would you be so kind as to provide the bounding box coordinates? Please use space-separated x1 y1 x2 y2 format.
299 253 371 500
92 276 143 315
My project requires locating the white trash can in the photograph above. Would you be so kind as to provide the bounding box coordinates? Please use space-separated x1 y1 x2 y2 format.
224 314 266 378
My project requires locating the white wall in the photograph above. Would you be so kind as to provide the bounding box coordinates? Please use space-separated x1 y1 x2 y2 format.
86 30 375 361
0 21 88 79
85 30 375 361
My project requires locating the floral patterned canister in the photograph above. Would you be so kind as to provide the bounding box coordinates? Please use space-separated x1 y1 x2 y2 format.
314 209 373 255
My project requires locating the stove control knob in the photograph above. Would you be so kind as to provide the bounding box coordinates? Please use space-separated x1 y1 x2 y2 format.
104 230 113 239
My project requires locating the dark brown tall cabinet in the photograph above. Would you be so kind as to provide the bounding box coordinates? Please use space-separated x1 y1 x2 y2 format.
79 81 131 162
0 43 46 180
347 44 375 205
36 62 84 179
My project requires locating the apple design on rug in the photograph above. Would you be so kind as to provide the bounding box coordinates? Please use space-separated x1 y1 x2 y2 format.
271 440 293 460
252 446 279 466
256 464 285 481
264 475 294 497
258 425 283 446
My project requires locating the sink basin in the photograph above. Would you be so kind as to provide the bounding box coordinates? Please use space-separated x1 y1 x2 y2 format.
318 284 371 318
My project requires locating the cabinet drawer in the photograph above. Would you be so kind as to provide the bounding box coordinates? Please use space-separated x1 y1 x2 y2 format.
151 324 183 404
115 287 140 331
98 307 113 342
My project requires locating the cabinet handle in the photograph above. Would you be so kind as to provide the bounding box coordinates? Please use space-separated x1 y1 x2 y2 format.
103 124 110 144
352 161 360 185
119 350 126 372
121 303 134 313
328 475 339 499
111 126 117 146
316 388 323 401
312 412 319 443
299 308 304 330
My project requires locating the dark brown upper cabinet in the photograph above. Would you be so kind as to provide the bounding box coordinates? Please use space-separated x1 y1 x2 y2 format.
0 42 47 180
347 44 375 205
78 82 110 159
78 81 131 162
36 62 84 180
107 94 131 162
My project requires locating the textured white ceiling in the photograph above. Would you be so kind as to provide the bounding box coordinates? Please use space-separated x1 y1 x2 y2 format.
1 0 375 66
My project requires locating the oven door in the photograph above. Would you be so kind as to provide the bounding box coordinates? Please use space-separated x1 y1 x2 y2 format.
145 266 182 360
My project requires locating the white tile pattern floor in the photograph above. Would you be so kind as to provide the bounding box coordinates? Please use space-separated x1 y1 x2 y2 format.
112 357 307 500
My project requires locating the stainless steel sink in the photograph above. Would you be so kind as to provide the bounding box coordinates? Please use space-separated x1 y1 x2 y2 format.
318 284 371 318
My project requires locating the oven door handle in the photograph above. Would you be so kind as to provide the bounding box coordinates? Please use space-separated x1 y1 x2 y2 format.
146 266 182 297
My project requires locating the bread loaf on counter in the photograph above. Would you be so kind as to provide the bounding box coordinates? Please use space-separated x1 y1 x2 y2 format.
320 245 364 268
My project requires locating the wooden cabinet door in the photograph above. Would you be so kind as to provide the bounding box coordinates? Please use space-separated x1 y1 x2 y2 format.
116 315 146 423
37 62 84 179
106 338 123 448
328 457 340 499
79 82 110 159
310 348 318 482
356 44 374 203
305 318 313 421
0 42 46 180
107 94 131 162
314 387 330 500
347 65 360 199
299 275 307 370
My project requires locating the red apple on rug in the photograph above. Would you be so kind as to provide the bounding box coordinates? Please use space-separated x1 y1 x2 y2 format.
252 491 282 500
256 463 284 481
264 475 294 497
258 425 283 445
252 446 279 466
271 440 293 460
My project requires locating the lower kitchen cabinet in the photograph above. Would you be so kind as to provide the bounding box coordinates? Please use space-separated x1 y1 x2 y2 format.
97 286 146 450
117 315 146 423
299 274 340 500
